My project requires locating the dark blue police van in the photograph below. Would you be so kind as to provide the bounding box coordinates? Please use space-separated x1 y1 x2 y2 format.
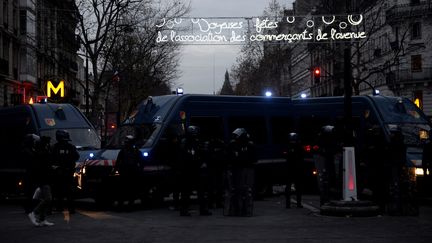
79 94 430 204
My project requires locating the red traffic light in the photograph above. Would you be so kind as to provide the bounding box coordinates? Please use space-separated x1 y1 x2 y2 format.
313 67 321 84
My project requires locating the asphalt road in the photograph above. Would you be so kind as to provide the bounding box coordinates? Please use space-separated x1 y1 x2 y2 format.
1 195 432 243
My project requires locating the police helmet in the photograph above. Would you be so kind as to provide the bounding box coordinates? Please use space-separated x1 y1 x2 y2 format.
124 135 135 145
232 128 249 140
321 125 335 134
186 126 200 137
23 134 40 147
56 130 71 142
288 132 299 142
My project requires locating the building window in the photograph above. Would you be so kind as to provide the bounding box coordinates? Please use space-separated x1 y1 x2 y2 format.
411 22 421 40
413 91 423 109
3 0 9 27
2 37 9 60
19 10 26 35
411 55 422 72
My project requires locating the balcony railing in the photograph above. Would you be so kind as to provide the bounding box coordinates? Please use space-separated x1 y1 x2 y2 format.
387 67 432 85
386 2 432 22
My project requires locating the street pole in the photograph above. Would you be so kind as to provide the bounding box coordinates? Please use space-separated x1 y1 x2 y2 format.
342 47 357 201
343 48 353 146
117 75 120 127
85 54 89 116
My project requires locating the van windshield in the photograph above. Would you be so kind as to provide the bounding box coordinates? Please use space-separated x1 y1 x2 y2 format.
39 128 101 149
105 124 160 149
105 96 178 149
374 97 430 146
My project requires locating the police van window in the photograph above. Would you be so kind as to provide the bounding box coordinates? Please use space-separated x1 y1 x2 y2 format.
228 116 267 144
190 116 224 141
271 117 294 144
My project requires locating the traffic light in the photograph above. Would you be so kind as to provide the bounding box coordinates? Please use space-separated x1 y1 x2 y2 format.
313 67 321 84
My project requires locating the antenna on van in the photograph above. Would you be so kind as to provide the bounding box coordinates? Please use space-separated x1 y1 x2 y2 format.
55 106 66 120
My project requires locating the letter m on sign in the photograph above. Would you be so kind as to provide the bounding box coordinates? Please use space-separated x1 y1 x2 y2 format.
47 80 65 97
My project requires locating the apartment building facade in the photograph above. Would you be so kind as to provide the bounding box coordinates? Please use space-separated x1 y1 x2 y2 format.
0 0 80 107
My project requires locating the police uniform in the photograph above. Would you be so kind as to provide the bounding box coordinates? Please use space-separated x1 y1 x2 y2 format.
52 131 79 213
225 128 257 216
114 136 144 210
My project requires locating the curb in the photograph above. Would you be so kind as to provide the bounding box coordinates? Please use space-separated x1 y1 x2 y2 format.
320 200 380 217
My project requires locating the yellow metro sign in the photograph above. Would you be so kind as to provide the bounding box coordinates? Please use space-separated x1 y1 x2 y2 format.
47 80 65 98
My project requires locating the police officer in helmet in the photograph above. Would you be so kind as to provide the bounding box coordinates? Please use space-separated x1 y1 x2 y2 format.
315 125 337 206
52 130 79 214
225 128 257 216
114 135 144 211
179 125 212 216
285 132 304 208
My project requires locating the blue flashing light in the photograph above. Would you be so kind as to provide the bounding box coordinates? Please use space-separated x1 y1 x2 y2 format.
265 91 272 97
301 93 307 98
89 153 94 158
176 88 184 95
143 152 149 157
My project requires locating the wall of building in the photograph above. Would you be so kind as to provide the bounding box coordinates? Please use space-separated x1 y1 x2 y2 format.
0 0 80 107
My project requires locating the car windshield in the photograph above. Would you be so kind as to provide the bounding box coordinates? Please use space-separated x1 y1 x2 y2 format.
105 124 160 149
375 97 431 146
397 123 431 146
39 128 101 149
376 97 429 123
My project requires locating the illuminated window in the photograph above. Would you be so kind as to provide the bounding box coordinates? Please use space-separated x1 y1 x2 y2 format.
413 91 423 109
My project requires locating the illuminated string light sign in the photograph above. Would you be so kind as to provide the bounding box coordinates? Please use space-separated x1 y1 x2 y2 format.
155 15 366 45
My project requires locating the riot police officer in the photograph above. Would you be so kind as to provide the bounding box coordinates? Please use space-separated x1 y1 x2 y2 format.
387 127 418 216
25 134 56 226
206 137 226 209
285 132 304 208
225 128 257 216
114 135 145 211
51 130 79 214
315 125 337 206
179 126 212 216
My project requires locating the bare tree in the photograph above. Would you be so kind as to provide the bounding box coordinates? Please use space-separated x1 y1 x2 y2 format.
76 0 189 123
310 0 419 96
105 1 190 118
231 0 287 96
76 0 138 123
